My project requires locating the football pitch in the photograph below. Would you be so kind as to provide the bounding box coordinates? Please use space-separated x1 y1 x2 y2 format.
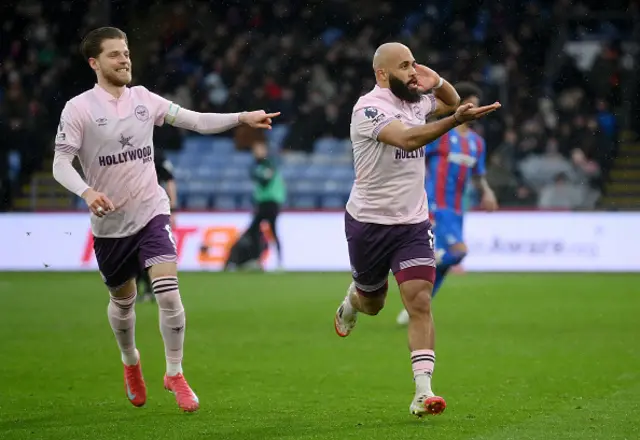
0 272 638 440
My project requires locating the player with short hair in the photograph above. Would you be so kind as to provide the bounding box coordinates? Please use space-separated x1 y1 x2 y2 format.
396 82 498 326
52 27 279 412
333 42 500 417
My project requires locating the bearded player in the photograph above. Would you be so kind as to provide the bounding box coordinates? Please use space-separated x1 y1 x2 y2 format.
395 82 499 326
52 27 279 412
333 42 501 417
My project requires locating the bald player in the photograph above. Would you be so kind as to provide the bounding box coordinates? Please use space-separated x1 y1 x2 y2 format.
333 43 500 417
52 27 279 413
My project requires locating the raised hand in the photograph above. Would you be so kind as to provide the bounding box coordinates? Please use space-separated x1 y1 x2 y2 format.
454 102 502 123
415 64 441 92
240 110 281 130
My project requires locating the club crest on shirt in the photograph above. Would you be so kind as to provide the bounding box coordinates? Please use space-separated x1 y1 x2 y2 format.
135 105 150 122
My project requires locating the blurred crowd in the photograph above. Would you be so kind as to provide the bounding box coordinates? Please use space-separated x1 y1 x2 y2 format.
1 0 635 211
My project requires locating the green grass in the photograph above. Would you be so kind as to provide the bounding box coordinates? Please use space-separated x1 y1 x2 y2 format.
0 272 639 440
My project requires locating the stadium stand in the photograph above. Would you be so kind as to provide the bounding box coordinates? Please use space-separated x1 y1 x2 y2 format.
1 0 638 212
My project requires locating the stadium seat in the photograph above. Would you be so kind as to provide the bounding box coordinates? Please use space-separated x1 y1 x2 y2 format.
321 180 341 193
321 195 345 209
327 166 354 180
221 166 247 178
282 152 310 166
210 137 236 154
314 137 342 155
230 152 254 166
291 195 317 209
304 164 332 180
185 194 210 209
194 166 215 179
267 124 289 151
214 195 238 210
281 165 305 180
291 180 317 194
183 137 213 155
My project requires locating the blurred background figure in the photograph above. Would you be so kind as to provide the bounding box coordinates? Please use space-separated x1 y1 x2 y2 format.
247 140 286 269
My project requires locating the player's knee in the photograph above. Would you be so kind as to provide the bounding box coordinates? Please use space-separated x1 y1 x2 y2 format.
109 292 136 311
148 262 177 279
401 280 433 317
361 297 385 315
408 289 433 317
108 280 136 313
109 278 137 298
150 273 180 300
152 277 183 313
356 282 388 315
451 242 468 259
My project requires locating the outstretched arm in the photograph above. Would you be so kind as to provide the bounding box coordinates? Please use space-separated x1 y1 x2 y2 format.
164 103 280 134
377 102 501 152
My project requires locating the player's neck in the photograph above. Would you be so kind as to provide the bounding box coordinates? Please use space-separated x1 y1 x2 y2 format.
456 124 470 134
96 79 127 99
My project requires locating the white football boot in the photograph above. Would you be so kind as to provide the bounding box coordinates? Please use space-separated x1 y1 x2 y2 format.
334 282 358 337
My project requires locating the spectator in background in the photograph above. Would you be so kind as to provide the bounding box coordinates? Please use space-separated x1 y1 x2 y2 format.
519 138 576 193
570 148 602 208
0 0 629 212
486 151 520 205
539 172 585 210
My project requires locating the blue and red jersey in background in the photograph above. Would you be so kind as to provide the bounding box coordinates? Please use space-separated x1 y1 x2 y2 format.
425 128 486 248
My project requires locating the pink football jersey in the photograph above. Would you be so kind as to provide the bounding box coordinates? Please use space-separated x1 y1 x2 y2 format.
346 85 436 225
55 85 173 238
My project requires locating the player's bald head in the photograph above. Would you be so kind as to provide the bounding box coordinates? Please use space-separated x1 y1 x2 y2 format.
372 42 413 70
372 42 420 102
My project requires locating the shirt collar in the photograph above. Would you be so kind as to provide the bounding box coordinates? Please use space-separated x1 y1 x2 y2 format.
93 84 129 102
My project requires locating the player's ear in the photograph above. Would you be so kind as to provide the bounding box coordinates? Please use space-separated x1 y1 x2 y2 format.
88 57 99 71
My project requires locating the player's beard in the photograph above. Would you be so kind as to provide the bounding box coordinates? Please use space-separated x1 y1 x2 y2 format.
389 74 421 103
104 67 132 87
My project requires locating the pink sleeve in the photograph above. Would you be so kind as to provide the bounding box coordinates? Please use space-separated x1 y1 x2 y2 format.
352 104 396 141
54 103 84 155
52 151 90 197
141 87 172 126
421 93 437 119
168 107 242 134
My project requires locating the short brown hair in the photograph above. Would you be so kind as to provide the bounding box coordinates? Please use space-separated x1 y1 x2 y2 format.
455 81 483 103
80 27 128 60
